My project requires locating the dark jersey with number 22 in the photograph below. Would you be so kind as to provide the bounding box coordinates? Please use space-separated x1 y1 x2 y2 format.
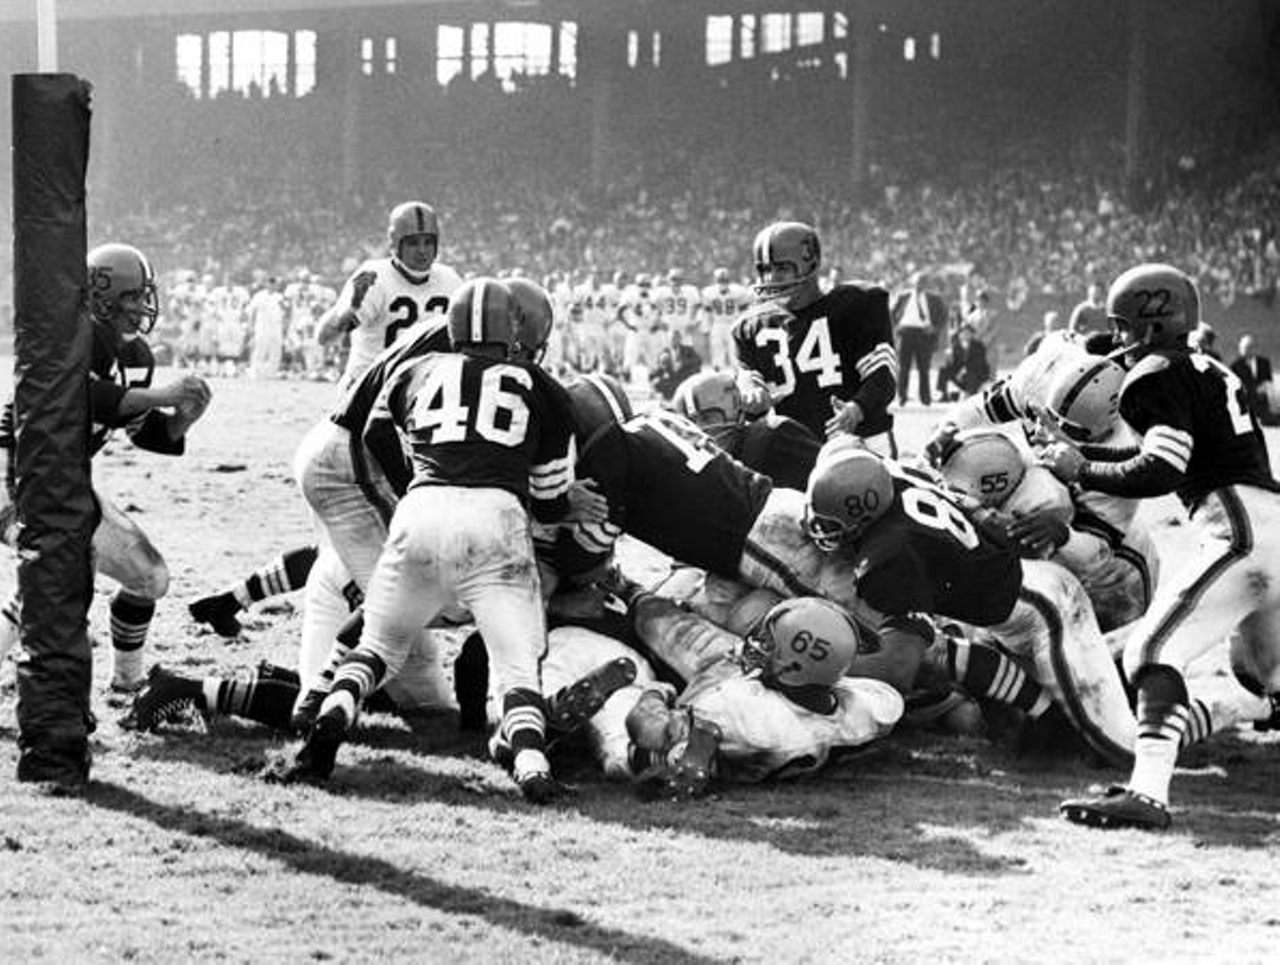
842 462 1022 627
560 410 773 579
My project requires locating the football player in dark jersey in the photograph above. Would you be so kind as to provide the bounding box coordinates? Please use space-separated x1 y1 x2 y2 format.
2 243 211 702
731 221 897 453
284 278 583 802
804 439 1139 763
671 370 821 492
1043 264 1280 830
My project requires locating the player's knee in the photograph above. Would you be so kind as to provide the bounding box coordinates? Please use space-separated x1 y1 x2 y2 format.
122 553 169 601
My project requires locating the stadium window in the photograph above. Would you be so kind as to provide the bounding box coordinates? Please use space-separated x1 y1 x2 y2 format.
295 31 316 96
651 31 661 68
233 30 288 96
834 50 847 79
208 31 231 98
385 37 397 75
176 34 202 98
558 21 577 80
931 32 942 59
796 12 823 47
832 12 848 40
627 29 638 68
761 13 792 53
361 37 374 76
706 15 733 66
470 23 490 80
903 36 916 61
494 21 552 92
437 25 464 86
739 14 756 59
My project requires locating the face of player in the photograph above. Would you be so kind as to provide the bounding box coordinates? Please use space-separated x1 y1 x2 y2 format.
397 234 437 274
112 289 158 340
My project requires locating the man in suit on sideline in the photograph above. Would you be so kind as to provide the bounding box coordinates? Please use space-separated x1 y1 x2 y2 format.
891 271 948 406
1231 334 1279 425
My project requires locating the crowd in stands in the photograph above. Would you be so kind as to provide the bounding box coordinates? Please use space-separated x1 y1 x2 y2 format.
2 117 1277 379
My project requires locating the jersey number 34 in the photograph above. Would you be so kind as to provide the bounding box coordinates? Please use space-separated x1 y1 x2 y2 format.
754 316 842 399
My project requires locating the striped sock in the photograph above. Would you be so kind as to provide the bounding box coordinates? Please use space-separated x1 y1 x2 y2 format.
208 670 298 731
947 637 1051 717
111 591 155 685
320 650 388 727
1128 666 1190 805
501 687 548 755
1180 698 1214 747
234 545 319 608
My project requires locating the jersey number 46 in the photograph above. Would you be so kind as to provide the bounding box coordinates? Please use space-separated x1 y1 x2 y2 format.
410 356 531 447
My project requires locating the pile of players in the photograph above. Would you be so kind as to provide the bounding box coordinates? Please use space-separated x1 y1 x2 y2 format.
58 201 1280 830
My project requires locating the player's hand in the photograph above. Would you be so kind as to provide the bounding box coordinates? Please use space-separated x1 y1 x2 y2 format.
923 420 960 467
1038 441 1086 484
825 398 864 439
1006 509 1070 558
350 269 378 309
565 478 609 524
736 371 772 416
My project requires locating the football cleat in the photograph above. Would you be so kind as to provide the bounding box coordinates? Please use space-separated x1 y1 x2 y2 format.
273 707 349 785
188 592 243 638
289 685 329 734
1060 784 1171 831
545 657 637 735
512 748 571 805
121 665 204 731
634 710 721 802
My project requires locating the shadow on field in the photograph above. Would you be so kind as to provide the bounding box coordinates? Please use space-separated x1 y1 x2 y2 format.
80 779 724 965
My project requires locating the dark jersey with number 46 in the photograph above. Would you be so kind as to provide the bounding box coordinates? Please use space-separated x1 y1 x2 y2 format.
1119 349 1280 509
732 284 896 439
842 462 1022 627
559 410 773 579
364 351 575 523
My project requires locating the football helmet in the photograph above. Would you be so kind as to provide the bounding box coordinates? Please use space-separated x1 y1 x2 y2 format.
938 429 1026 509
804 445 894 551
671 371 743 430
743 596 860 699
752 221 822 308
1106 263 1200 360
713 267 731 286
446 278 517 354
566 372 633 450
387 201 439 281
1042 356 1125 443
87 242 160 336
506 278 555 364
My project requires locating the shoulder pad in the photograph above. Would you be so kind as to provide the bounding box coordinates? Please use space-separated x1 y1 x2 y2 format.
1122 352 1173 390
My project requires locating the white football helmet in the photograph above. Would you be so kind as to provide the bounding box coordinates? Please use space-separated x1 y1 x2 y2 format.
743 596 860 696
671 371 743 430
804 444 894 551
938 429 1027 509
1042 356 1125 443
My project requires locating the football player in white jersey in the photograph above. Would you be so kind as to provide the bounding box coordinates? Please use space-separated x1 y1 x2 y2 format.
655 268 705 364
318 200 462 390
701 267 752 371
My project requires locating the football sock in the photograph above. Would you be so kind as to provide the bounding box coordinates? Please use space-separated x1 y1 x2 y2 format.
231 545 320 609
501 687 548 755
947 637 1051 717
110 590 155 686
1128 665 1190 805
321 650 388 727
1181 698 1213 747
204 671 299 731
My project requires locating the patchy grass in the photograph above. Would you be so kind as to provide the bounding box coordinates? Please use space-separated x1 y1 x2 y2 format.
3 371 1280 964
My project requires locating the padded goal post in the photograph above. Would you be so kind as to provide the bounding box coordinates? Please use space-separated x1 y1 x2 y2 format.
11 74 97 780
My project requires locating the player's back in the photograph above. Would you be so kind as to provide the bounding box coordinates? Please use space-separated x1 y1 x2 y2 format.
851 462 1022 626
581 410 773 576
384 350 570 503
1122 349 1280 507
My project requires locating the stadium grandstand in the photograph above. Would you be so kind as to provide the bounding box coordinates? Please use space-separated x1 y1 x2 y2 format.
3 0 1279 361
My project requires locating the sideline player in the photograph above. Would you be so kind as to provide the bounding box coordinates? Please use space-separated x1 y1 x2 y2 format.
2 243 211 693
318 200 462 390
1043 264 1280 829
733 221 897 452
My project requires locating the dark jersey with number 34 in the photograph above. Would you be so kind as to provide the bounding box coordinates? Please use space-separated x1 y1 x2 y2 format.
842 462 1022 627
559 410 773 579
732 284 896 439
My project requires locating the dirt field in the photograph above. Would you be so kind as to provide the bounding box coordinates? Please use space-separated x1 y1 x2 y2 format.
2 366 1279 964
